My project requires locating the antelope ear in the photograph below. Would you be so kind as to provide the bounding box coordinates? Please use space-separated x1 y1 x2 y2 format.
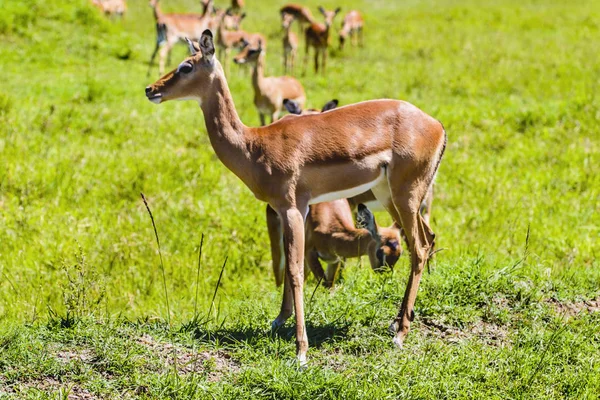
334 7 341 14
199 29 215 63
321 99 338 112
318 6 326 16
240 12 247 20
185 38 200 55
356 204 380 241
283 99 302 115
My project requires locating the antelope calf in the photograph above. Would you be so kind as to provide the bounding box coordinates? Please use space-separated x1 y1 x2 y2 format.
339 10 364 50
268 199 401 288
304 6 341 75
282 13 298 74
234 41 305 125
91 0 127 17
145 31 446 363
147 0 213 76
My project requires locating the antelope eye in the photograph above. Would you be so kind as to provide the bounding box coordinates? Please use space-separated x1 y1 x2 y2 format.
177 62 193 74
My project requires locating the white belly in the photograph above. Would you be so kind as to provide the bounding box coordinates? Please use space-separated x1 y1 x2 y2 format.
309 168 386 205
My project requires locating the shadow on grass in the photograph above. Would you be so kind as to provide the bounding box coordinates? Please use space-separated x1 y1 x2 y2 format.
188 321 351 349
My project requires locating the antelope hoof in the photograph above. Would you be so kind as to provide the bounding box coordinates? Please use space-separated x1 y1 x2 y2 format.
388 321 400 336
392 335 404 349
271 316 289 330
297 352 308 367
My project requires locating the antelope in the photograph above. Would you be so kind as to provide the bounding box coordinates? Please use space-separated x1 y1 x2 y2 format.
304 6 341 75
280 4 315 35
91 0 127 17
282 13 299 74
268 198 402 288
215 11 248 74
339 10 364 50
147 0 213 76
233 41 305 125
145 30 447 364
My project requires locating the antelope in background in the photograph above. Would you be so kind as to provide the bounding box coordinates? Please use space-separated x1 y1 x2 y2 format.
215 11 248 74
234 41 305 125
280 4 315 36
282 13 298 74
147 0 213 76
91 0 127 17
339 10 364 50
145 31 446 363
304 6 341 75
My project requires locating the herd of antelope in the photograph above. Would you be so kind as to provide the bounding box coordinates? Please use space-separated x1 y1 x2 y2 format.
94 0 446 363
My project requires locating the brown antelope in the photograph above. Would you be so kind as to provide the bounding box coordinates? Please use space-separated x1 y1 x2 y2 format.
268 198 402 288
147 0 213 76
339 10 364 50
215 11 248 74
304 6 341 75
233 41 305 125
282 13 299 75
145 31 446 363
280 4 315 34
91 0 127 17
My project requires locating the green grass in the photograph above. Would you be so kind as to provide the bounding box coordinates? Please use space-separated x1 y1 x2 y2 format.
1 0 599 398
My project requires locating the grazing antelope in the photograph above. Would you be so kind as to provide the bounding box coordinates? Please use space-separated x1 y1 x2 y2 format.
280 4 315 34
304 6 341 75
339 10 364 50
282 13 299 74
147 0 213 76
267 198 402 288
233 41 305 125
145 31 446 363
91 0 127 17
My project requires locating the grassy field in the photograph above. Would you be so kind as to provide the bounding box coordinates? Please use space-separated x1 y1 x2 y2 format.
1 0 599 398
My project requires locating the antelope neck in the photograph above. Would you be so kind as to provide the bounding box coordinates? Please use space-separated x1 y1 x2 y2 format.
251 54 266 93
199 72 250 178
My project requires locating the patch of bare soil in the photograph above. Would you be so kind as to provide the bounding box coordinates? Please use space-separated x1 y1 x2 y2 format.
546 297 600 318
136 334 240 381
2 378 96 399
419 318 510 346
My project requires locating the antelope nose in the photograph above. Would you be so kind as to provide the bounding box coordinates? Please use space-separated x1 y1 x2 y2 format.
145 86 152 95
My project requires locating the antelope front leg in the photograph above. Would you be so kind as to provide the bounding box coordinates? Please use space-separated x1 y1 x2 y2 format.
279 206 309 363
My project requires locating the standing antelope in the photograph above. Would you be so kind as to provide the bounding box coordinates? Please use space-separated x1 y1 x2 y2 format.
91 0 127 17
215 11 248 74
233 41 305 125
282 13 298 74
339 10 364 50
280 4 315 35
145 31 446 363
147 0 213 76
304 6 341 75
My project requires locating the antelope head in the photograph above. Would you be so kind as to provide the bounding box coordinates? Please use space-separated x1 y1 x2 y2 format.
281 12 295 30
145 30 219 105
148 0 159 9
233 39 263 65
318 6 341 28
356 204 402 271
